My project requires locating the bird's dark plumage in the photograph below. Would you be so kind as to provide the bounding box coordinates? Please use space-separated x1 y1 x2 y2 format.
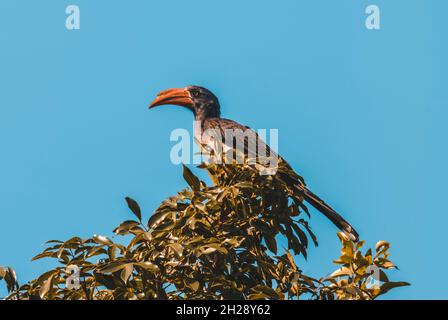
149 85 359 241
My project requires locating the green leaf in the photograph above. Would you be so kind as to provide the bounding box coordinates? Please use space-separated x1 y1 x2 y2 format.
93 273 116 290
148 211 171 229
380 281 410 295
134 262 160 272
264 233 277 255
328 267 353 279
188 281 200 292
291 223 308 249
93 234 113 246
120 264 133 284
378 269 389 282
98 261 128 274
45 240 64 244
32 251 57 261
86 246 107 258
200 247 217 255
375 240 390 252
182 164 201 191
4 267 18 293
113 220 140 235
39 272 57 299
125 197 142 222
168 243 184 258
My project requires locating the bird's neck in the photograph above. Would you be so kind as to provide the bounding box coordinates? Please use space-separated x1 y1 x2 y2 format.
194 106 220 122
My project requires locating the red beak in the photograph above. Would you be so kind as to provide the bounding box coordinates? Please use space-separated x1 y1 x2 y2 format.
149 88 193 109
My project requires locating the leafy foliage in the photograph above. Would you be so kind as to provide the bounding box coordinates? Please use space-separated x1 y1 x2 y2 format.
318 234 409 299
0 266 18 294
2 162 409 300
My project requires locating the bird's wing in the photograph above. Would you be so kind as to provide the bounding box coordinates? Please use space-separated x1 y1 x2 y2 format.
201 118 282 173
202 118 269 155
201 118 305 180
200 118 359 242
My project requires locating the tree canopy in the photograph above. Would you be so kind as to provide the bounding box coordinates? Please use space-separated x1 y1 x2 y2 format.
1 162 409 300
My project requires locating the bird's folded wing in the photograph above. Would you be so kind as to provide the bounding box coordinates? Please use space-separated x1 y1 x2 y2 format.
201 118 280 168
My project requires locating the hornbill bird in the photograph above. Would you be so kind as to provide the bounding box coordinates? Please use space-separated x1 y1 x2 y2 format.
149 85 359 242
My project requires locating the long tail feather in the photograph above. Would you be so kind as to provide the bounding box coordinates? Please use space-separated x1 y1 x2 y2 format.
297 185 359 242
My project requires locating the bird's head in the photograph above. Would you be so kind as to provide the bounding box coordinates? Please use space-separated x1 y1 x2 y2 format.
149 85 221 119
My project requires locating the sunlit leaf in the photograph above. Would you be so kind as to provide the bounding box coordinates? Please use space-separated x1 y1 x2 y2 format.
39 272 57 299
121 264 133 284
97 261 128 274
380 281 410 295
93 234 113 246
182 164 201 191
125 197 142 222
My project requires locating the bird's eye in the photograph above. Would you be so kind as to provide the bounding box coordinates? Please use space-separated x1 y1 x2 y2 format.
191 90 200 98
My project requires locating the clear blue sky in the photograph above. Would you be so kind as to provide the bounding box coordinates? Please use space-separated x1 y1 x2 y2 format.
0 1 446 299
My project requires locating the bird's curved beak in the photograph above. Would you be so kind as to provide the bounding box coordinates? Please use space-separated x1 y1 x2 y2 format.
149 88 193 109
